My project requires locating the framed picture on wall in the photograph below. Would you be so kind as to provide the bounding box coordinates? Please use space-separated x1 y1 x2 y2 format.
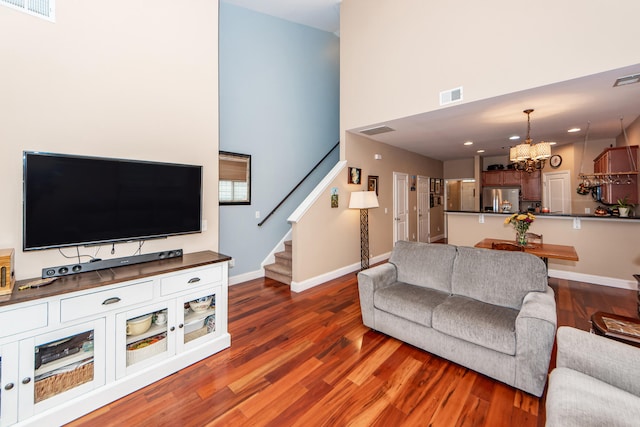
434 179 441 195
367 175 379 195
348 167 361 184
430 179 435 192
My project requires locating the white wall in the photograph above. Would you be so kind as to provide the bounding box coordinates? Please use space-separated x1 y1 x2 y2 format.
340 0 640 135
0 1 219 279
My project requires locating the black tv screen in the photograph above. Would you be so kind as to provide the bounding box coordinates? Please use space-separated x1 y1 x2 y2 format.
23 151 202 250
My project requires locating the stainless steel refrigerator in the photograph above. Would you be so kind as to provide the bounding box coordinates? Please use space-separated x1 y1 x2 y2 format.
482 187 520 213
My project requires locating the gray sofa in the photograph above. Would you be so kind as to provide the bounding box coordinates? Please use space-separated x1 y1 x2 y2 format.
357 241 556 397
546 326 640 426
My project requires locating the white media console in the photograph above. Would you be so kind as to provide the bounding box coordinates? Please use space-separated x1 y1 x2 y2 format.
0 251 231 427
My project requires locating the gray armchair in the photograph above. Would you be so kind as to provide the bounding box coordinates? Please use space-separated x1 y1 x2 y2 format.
546 326 640 426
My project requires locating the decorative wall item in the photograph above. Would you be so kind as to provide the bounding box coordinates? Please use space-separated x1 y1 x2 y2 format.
434 179 441 195
331 187 339 208
410 175 417 191
348 167 361 184
430 179 435 192
367 175 379 196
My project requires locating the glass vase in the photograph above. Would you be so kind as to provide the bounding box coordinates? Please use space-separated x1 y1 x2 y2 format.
516 230 527 246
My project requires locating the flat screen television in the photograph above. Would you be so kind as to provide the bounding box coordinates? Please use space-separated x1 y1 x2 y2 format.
23 151 202 251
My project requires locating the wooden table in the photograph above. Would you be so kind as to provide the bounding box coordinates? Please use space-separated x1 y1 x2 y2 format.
474 238 579 266
591 311 640 347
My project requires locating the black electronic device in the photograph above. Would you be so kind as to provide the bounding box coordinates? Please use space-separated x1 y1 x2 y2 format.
23 152 202 251
42 249 183 278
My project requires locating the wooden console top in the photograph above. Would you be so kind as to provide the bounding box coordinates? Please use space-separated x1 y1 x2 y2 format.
0 251 231 307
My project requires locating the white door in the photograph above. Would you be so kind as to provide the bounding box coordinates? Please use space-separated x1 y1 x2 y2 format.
461 181 476 211
543 171 571 213
393 172 409 244
417 176 430 242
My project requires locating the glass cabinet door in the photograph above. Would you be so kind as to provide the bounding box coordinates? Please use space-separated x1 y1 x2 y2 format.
115 302 174 379
178 286 222 351
18 320 106 419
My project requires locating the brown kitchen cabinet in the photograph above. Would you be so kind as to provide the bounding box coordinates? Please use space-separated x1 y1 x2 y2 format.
521 170 542 201
482 170 523 187
481 171 504 186
503 170 521 186
593 146 638 205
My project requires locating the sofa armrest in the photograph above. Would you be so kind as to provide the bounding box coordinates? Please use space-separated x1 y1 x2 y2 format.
556 326 640 397
357 263 397 328
513 287 557 396
518 287 557 325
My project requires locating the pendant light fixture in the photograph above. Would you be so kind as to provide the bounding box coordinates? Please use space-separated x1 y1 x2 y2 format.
509 109 552 173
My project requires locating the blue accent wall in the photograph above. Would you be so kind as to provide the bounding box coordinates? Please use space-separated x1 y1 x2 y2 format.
219 2 339 277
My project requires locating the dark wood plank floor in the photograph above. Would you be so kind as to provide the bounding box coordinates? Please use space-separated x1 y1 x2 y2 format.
67 274 637 427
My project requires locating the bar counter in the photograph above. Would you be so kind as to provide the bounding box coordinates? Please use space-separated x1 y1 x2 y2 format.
445 211 639 288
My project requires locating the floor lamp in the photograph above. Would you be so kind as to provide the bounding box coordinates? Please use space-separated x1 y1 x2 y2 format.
349 191 379 271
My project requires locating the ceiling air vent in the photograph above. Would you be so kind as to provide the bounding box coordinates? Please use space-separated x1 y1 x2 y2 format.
613 73 640 87
1 0 55 22
440 86 463 106
360 125 395 136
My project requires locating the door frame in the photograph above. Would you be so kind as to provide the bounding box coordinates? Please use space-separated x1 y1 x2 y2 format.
543 170 572 213
393 172 409 244
417 175 430 242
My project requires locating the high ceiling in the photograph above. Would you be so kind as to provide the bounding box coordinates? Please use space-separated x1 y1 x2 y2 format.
222 0 341 33
222 1 640 163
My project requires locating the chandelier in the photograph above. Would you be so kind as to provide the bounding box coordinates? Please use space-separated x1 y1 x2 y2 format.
509 109 552 173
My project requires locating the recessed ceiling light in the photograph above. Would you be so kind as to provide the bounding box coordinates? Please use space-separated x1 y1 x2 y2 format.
509 135 520 140
613 73 640 87
464 141 473 146
568 128 581 133
477 149 485 153
549 141 557 145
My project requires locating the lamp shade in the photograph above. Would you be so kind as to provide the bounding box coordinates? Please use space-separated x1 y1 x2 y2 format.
533 142 551 160
349 191 379 209
515 143 532 161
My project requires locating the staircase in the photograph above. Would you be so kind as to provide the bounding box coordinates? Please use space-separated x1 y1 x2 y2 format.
264 240 292 285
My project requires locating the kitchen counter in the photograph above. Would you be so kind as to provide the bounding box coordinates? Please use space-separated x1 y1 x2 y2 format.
445 211 639 288
446 210 640 221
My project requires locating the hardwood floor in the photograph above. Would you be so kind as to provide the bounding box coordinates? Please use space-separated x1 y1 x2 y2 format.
67 273 637 427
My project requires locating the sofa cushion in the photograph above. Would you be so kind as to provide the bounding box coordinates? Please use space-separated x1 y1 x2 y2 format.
451 246 547 309
546 367 640 427
432 295 518 355
389 241 456 293
374 283 449 328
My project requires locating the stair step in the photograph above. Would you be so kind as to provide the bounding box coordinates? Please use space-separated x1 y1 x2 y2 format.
284 240 292 253
264 263 292 285
274 251 292 268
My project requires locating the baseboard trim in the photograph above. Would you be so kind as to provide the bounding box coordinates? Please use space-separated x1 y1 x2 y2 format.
231 257 636 291
229 269 264 286
548 269 636 290
290 252 391 293
430 234 445 242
